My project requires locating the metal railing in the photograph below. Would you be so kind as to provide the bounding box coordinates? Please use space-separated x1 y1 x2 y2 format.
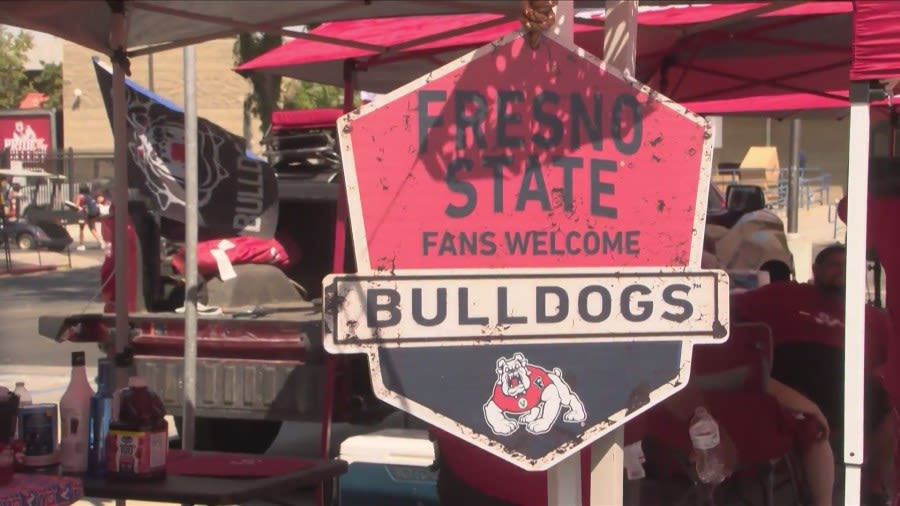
8 149 114 213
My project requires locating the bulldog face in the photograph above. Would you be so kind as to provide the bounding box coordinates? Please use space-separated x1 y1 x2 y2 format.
497 353 530 397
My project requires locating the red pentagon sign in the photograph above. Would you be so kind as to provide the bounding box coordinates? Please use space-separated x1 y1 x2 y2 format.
340 34 711 273
325 30 726 472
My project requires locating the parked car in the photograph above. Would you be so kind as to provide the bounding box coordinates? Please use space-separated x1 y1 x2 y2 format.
0 218 73 251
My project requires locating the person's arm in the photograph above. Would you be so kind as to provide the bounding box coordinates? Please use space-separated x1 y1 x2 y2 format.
768 378 829 438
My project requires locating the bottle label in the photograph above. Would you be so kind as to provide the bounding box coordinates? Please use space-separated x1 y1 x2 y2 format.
19 406 58 461
690 430 720 450
106 428 168 476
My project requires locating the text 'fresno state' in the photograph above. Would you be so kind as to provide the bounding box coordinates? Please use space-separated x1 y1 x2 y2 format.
331 274 725 343
417 89 643 258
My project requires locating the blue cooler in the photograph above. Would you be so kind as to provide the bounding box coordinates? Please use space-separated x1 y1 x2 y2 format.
338 428 439 506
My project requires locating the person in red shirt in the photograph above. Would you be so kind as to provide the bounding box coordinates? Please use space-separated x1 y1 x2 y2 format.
837 155 900 506
732 245 890 420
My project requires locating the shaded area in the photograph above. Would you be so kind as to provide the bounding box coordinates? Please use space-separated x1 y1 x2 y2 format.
0 265 104 366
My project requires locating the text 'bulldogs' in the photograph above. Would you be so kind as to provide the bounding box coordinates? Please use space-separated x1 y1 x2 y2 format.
326 272 729 346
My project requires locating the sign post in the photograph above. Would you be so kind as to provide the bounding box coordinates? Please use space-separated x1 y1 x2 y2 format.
324 9 726 504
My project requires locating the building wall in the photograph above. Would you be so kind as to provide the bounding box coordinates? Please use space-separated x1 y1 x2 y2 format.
712 113 896 195
62 38 252 156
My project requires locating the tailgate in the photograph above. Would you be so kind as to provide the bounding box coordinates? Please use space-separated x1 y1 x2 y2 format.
38 309 325 362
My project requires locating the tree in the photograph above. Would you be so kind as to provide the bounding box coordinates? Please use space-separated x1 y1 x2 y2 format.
234 33 283 136
0 27 33 109
282 80 347 110
30 61 62 110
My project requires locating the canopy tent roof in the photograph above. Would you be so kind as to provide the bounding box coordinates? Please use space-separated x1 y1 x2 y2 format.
237 1 900 102
1 0 612 57
685 90 893 120
851 0 900 80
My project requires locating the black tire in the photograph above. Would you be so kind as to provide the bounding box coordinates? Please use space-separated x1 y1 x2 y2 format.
16 233 35 250
173 417 282 454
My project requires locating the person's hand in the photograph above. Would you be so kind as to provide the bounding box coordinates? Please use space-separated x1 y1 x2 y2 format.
689 425 738 480
807 406 830 440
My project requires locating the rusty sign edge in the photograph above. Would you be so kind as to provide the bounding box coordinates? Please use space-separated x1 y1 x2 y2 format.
322 268 731 354
336 29 715 276
363 344 696 472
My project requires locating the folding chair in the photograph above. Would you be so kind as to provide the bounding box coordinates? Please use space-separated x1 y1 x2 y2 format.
632 323 807 506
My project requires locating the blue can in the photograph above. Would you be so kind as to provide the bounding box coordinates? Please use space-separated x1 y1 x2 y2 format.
18 403 59 467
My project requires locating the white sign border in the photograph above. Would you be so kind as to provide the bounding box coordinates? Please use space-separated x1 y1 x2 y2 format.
331 28 717 471
359 329 698 471
337 28 715 277
323 268 730 352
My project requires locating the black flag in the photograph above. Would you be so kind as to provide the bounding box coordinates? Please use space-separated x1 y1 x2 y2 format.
93 57 278 238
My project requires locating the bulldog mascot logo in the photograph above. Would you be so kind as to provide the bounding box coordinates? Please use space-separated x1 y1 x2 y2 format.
484 353 587 436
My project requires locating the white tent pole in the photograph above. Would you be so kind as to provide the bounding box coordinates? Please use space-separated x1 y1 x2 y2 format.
181 45 199 452
582 2 640 506
545 2 580 505
843 81 870 506
110 9 130 387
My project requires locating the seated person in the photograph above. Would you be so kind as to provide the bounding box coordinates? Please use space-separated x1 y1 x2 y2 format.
731 244 894 502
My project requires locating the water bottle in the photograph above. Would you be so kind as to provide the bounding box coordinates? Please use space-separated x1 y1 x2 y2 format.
689 407 726 485
12 382 31 440
13 383 32 407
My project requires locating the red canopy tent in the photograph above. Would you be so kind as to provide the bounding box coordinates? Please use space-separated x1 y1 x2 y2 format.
237 1 868 103
239 2 900 504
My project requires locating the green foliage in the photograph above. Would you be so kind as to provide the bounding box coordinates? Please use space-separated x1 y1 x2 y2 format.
282 80 349 110
31 61 62 109
234 32 283 135
234 30 360 135
0 27 34 109
0 27 62 110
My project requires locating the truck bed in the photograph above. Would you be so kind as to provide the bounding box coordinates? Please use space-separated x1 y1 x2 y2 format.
38 303 334 422
39 302 322 341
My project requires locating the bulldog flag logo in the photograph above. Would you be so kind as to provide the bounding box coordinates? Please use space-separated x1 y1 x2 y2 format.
92 57 279 239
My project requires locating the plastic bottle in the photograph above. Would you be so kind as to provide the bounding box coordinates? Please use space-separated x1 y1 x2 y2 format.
106 376 168 481
59 351 95 473
689 407 726 485
88 358 113 476
14 383 32 406
12 382 32 440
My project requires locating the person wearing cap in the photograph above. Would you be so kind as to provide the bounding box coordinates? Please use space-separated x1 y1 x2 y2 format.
837 155 900 506
732 242 894 504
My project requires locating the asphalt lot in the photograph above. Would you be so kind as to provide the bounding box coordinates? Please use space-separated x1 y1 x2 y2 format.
0 259 105 367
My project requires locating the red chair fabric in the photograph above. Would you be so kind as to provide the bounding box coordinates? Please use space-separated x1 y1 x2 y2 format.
628 323 813 472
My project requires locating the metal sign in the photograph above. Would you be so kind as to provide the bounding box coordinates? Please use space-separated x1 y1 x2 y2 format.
325 30 726 470
325 271 727 348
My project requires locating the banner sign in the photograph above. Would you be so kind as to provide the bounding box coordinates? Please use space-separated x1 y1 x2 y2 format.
324 30 725 470
93 57 278 238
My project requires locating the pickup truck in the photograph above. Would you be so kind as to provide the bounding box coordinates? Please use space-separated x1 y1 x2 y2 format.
39 108 794 454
